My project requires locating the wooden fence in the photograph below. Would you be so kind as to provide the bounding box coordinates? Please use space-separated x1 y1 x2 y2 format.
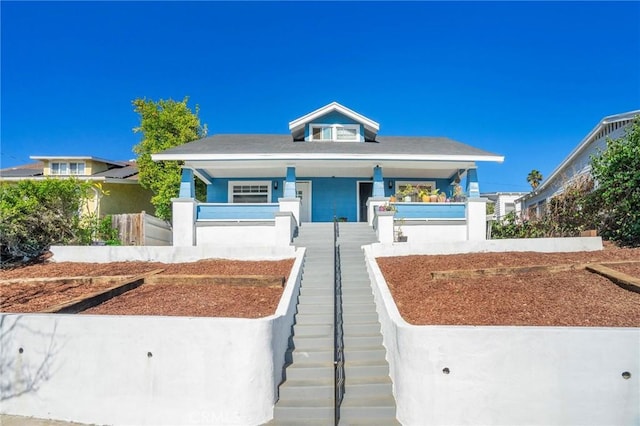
111 212 172 246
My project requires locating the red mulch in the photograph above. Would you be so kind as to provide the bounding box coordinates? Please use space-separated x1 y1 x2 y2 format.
0 259 293 317
377 245 640 327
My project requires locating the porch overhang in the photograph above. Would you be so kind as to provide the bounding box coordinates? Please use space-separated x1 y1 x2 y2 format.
169 156 501 179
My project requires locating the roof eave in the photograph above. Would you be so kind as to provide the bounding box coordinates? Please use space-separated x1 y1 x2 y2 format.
288 102 380 134
153 153 504 163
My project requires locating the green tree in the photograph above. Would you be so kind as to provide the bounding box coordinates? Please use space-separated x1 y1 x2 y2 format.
527 169 543 189
591 116 640 246
132 97 207 220
0 179 93 264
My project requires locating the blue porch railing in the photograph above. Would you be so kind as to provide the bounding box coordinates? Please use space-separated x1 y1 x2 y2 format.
392 202 466 219
196 203 280 220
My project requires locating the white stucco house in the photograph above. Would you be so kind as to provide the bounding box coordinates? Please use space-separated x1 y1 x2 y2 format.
482 192 527 221
519 110 639 217
152 102 504 246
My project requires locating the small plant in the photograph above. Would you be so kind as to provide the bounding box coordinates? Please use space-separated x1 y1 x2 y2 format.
379 203 397 212
417 186 430 202
452 184 466 202
394 218 407 242
399 184 415 202
79 214 121 246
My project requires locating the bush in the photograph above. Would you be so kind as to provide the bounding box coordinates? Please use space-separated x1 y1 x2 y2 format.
0 179 120 266
492 176 599 240
590 116 640 247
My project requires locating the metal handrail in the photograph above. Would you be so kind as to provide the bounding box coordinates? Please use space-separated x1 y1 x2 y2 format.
333 218 344 425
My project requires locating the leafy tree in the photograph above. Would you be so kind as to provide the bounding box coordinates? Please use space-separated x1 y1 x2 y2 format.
0 179 93 264
132 97 207 220
527 169 543 189
590 116 640 246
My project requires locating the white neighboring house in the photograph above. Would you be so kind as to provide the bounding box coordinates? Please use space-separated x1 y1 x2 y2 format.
518 110 639 218
482 192 527 221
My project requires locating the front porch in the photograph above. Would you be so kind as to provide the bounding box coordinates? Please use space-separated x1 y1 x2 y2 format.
169 159 489 247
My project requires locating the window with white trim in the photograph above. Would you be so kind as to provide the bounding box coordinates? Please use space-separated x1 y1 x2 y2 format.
310 124 360 142
395 181 437 202
50 161 85 175
228 181 271 203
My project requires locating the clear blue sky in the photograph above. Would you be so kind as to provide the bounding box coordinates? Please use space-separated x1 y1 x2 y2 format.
2 1 639 193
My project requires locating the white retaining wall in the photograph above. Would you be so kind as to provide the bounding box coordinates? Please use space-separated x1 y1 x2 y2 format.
370 236 603 257
363 245 639 426
0 248 305 425
50 244 297 262
401 222 467 242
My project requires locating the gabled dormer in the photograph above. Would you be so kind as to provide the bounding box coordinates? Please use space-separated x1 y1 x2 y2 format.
288 102 380 142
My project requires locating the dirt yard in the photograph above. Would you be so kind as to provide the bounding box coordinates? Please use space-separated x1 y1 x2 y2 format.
0 258 293 317
2 244 639 325
377 244 640 327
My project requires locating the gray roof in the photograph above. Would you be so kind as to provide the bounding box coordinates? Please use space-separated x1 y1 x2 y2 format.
0 164 44 177
156 134 501 158
92 164 139 179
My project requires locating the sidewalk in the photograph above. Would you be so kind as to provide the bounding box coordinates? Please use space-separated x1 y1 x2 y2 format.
0 415 96 426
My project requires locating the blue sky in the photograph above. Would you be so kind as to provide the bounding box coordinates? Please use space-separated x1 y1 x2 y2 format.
2 1 639 193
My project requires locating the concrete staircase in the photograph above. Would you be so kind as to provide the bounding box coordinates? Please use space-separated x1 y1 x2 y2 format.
270 223 398 425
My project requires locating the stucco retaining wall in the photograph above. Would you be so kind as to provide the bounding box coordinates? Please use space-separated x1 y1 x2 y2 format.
370 236 603 257
363 245 639 425
0 248 305 425
50 244 297 262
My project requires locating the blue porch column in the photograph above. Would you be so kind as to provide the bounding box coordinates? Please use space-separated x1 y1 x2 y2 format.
179 168 195 198
372 166 385 198
466 168 480 198
284 166 296 198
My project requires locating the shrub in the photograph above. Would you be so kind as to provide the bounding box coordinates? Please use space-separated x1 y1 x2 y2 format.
590 116 640 247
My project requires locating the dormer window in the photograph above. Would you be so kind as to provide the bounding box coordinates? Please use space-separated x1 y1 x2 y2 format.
310 124 360 142
51 161 85 175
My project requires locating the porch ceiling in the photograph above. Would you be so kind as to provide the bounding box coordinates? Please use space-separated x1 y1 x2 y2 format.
185 159 476 179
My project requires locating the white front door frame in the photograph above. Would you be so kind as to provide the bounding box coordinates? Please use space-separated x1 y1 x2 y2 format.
356 180 374 223
296 181 312 223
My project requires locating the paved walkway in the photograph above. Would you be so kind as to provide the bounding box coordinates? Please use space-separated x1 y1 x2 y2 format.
0 415 94 426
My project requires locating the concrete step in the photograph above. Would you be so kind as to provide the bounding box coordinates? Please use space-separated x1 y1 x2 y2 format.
338 416 400 425
298 303 334 314
279 378 334 399
273 398 334 421
298 295 333 305
285 362 334 380
300 280 333 288
264 418 333 426
341 296 375 305
339 395 397 419
293 324 333 337
343 323 381 336
293 336 334 350
342 304 377 314
343 376 393 398
341 287 372 296
299 287 334 296
345 363 389 378
344 335 383 347
342 311 379 323
291 349 333 363
295 313 333 324
343 348 388 362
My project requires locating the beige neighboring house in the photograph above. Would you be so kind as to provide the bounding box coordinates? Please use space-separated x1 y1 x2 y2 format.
0 156 155 217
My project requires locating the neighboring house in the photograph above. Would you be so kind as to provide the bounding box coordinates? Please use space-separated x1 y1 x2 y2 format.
519 110 639 218
482 192 527 221
0 156 155 217
152 102 504 246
